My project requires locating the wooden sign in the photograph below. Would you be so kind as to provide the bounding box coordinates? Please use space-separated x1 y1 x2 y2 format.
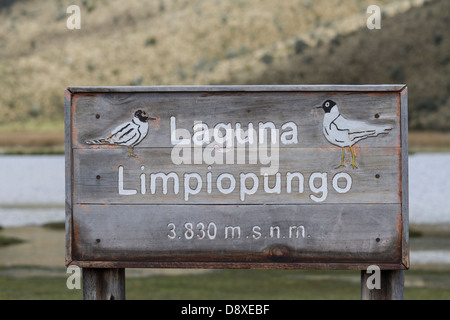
65 85 409 270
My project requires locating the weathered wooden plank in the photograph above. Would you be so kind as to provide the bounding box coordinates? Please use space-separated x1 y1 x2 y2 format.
72 204 402 266
72 91 400 149
72 147 400 205
82 268 125 300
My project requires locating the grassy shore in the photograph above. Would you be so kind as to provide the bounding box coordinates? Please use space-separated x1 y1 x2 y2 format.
408 132 450 153
0 267 449 300
0 128 64 155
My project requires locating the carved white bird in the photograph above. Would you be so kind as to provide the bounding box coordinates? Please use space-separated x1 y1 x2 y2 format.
317 100 392 168
85 110 156 157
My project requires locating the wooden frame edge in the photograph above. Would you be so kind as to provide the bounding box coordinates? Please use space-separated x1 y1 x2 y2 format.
64 89 73 267
68 260 408 270
400 86 410 269
65 85 409 270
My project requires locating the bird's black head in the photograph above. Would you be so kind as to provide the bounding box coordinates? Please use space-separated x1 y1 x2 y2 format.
319 100 336 113
134 110 156 122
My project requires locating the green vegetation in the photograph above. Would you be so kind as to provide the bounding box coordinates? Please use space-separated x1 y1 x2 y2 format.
42 222 65 230
0 268 448 300
409 228 424 238
126 270 361 300
0 224 26 247
0 272 82 300
0 234 25 247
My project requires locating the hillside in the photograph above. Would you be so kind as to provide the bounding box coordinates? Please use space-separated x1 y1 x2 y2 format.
0 0 448 132
238 0 450 132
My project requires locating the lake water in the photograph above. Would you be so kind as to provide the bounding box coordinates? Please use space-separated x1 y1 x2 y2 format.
0 155 65 227
0 153 449 226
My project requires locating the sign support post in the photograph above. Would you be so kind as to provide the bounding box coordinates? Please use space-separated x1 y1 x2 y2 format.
361 270 404 300
82 268 126 300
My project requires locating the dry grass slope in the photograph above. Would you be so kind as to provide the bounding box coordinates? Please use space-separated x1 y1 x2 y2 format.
0 0 448 133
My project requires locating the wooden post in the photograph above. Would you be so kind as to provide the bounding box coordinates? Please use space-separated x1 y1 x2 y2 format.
361 270 404 300
83 268 126 300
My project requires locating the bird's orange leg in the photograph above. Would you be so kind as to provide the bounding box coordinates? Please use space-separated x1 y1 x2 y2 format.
350 146 358 168
335 148 345 169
